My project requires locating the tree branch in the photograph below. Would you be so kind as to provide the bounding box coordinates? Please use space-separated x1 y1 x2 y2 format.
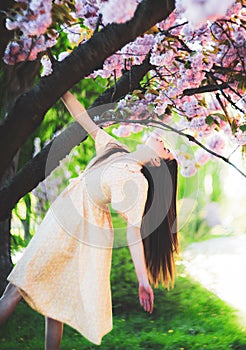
0 0 175 181
116 118 246 179
183 82 229 96
150 120 246 179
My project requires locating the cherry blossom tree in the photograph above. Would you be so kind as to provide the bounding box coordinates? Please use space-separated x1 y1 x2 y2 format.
0 0 245 291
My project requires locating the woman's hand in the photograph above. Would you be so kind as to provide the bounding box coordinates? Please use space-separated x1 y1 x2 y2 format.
139 282 154 314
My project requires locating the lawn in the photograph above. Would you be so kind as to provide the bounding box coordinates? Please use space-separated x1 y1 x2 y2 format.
1 271 246 350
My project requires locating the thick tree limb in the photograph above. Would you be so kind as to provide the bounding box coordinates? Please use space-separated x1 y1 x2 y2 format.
0 0 175 181
0 57 153 220
183 82 229 96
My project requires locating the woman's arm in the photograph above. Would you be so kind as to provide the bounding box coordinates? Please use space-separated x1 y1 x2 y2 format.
61 91 101 140
127 225 154 313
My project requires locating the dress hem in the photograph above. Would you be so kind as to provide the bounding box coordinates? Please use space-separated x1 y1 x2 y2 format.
9 282 112 346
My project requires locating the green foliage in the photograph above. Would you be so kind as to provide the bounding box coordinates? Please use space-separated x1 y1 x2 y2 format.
111 246 137 312
240 124 246 132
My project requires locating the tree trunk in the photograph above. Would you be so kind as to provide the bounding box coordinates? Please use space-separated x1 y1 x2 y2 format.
0 164 15 294
0 218 12 294
0 60 40 292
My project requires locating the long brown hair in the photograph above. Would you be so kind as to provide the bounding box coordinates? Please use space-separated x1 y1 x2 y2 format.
140 159 179 289
90 143 129 168
92 145 179 288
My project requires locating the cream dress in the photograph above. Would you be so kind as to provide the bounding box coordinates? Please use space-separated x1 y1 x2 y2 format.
8 129 148 345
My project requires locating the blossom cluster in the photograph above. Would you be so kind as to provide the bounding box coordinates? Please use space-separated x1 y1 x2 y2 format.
91 34 154 79
4 0 56 65
4 35 56 65
6 0 52 36
75 0 139 27
175 0 236 28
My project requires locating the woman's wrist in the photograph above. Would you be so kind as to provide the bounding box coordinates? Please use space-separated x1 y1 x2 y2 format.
138 278 150 288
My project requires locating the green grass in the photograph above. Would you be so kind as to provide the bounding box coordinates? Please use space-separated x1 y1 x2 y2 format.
1 273 246 350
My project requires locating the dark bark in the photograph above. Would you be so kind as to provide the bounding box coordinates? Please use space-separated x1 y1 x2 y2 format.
0 61 41 120
0 0 175 181
0 0 15 60
0 217 12 294
0 57 153 220
0 163 16 294
183 82 229 96
0 30 41 292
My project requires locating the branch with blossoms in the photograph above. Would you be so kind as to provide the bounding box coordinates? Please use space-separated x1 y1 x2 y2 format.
99 117 246 179
150 119 246 178
0 0 175 182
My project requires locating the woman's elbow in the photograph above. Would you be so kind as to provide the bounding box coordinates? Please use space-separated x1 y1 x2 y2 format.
126 225 142 246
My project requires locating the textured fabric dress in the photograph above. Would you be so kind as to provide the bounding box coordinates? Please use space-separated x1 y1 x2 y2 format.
7 129 148 345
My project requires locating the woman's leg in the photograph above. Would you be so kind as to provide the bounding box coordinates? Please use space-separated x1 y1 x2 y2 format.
0 283 22 325
45 317 63 350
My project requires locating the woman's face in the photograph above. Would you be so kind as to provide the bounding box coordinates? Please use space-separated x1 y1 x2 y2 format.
145 133 174 160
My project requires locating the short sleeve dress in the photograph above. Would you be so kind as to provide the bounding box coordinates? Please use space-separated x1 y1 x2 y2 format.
7 129 148 345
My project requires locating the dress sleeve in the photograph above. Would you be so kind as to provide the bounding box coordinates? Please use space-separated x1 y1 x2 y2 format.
95 129 129 155
110 167 148 228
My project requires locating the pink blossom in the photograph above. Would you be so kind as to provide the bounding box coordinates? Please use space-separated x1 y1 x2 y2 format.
121 34 154 66
75 0 100 29
112 125 131 137
40 55 53 77
154 102 168 116
189 116 213 135
75 0 99 18
210 23 228 42
150 50 175 67
144 93 155 102
181 24 195 41
183 99 202 118
206 134 225 154
91 53 124 79
6 0 52 36
232 30 246 48
58 51 70 61
195 148 210 164
130 124 143 133
232 129 246 146
129 100 149 120
117 99 128 109
100 0 138 24
177 0 235 28
180 159 198 177
225 1 242 18
4 33 56 65
62 24 82 45
157 11 179 31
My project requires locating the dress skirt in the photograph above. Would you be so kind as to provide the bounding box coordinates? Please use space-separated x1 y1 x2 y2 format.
8 174 114 345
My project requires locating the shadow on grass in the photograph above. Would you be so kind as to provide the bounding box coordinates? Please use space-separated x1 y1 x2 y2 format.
1 274 246 350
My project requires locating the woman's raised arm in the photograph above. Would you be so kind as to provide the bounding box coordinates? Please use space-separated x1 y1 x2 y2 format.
61 91 101 140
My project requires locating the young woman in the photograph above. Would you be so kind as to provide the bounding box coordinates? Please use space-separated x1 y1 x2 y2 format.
0 91 178 349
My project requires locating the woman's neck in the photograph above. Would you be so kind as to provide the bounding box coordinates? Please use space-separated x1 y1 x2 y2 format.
128 145 156 166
